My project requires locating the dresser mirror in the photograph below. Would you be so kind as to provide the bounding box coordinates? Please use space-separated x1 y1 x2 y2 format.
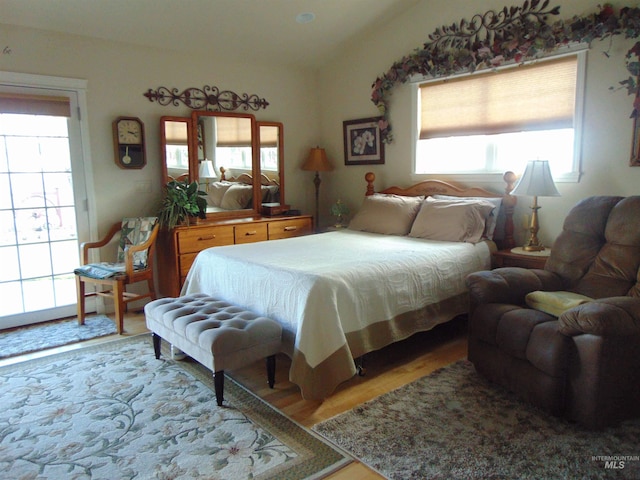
256 121 284 208
160 113 286 219
160 116 192 184
193 111 259 216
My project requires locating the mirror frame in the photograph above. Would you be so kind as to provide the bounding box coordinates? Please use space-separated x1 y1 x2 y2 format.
160 114 286 220
256 121 285 207
160 116 194 185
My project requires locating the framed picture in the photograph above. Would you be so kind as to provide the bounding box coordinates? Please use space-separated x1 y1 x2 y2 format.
343 117 385 165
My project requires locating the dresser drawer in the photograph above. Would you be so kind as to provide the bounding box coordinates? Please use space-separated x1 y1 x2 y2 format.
268 217 313 240
235 223 268 244
176 226 235 254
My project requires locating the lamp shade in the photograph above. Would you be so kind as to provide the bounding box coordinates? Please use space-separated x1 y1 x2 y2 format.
302 147 333 172
511 160 560 197
199 159 217 179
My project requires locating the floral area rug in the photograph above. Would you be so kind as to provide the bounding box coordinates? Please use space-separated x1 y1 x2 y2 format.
0 316 117 360
313 360 640 480
0 334 350 479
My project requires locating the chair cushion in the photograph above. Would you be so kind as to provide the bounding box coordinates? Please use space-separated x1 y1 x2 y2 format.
117 217 158 268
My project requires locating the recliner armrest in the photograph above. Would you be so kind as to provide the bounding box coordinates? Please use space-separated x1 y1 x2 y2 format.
466 267 563 307
559 297 640 336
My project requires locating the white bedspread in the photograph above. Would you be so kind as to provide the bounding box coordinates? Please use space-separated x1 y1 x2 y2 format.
182 229 491 398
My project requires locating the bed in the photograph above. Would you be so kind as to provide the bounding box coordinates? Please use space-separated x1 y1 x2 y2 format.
182 172 517 400
205 168 280 212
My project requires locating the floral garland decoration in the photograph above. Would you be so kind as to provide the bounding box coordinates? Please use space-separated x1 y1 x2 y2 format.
371 1 640 143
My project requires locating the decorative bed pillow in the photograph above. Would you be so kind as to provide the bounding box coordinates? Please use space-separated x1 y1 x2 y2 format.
348 193 424 235
208 181 233 207
220 183 254 209
409 197 495 243
432 195 503 240
525 290 593 317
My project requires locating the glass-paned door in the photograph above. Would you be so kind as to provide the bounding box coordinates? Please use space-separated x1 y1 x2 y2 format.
0 79 91 329
0 114 80 322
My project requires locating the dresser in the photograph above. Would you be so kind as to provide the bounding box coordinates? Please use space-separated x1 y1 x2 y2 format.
157 215 313 297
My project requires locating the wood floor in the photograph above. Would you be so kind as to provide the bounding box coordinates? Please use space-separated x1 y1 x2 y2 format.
1 311 469 479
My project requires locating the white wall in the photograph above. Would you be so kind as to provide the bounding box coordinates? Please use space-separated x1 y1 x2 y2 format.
0 23 321 239
4 1 640 246
317 0 640 245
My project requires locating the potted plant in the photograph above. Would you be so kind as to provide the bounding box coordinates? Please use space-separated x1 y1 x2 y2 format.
158 179 207 229
330 199 350 228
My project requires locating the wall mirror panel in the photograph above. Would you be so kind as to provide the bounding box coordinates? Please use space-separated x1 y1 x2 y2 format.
193 111 258 216
257 121 284 207
160 116 192 185
160 113 285 219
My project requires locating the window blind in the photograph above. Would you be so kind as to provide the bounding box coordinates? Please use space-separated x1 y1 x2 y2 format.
215 117 253 147
164 120 188 144
419 55 577 139
259 127 278 148
0 92 71 117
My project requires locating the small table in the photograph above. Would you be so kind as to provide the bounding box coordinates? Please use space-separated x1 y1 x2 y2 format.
492 247 550 270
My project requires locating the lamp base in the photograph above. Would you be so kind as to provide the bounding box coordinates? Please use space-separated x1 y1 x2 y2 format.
521 244 546 252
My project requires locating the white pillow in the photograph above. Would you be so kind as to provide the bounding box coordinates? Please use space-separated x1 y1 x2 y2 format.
220 183 254 210
348 193 424 235
432 194 502 240
409 197 495 243
207 181 233 207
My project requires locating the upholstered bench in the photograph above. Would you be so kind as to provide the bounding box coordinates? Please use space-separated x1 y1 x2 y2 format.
144 293 283 406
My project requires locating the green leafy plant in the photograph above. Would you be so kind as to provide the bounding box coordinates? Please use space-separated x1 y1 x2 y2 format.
330 199 350 226
158 179 207 229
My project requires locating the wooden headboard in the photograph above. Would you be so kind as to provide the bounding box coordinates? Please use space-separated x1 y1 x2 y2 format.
219 167 279 186
364 171 517 249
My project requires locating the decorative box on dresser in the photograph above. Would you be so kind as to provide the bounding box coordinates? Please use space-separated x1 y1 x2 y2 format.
157 215 313 297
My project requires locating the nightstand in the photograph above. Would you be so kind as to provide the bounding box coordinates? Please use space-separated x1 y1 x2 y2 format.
492 247 550 270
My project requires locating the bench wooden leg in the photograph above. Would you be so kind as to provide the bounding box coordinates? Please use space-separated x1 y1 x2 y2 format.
152 333 161 359
214 371 224 406
266 355 276 388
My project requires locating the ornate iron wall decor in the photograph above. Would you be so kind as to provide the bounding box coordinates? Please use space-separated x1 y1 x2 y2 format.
372 1 640 143
144 86 269 112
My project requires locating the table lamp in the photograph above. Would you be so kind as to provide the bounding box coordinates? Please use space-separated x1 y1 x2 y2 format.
511 160 560 251
199 159 217 192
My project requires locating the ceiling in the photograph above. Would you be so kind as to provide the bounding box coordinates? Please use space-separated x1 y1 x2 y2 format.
2 0 419 68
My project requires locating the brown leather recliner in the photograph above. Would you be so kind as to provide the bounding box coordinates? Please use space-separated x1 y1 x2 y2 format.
466 195 640 428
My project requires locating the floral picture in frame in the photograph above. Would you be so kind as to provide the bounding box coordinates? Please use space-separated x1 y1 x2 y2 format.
343 117 385 165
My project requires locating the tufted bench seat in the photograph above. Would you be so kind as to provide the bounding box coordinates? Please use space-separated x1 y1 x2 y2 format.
144 293 283 406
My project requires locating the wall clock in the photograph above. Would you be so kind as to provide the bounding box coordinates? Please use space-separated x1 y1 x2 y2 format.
112 116 146 169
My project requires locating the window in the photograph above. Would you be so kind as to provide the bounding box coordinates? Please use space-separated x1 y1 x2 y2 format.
414 52 585 181
216 146 253 170
212 116 253 171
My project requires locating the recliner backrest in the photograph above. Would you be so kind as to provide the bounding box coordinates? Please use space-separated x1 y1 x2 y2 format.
546 195 640 298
